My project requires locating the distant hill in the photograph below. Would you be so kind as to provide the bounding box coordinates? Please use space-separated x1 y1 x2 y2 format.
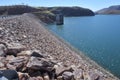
0 5 40 15
0 5 94 16
33 7 95 23
45 7 95 16
96 5 120 14
0 5 95 23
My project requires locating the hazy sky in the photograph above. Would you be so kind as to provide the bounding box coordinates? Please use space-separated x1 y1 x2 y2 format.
0 0 120 11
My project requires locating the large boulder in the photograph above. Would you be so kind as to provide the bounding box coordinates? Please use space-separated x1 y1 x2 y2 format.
62 71 74 80
6 43 25 56
26 57 55 72
7 56 28 71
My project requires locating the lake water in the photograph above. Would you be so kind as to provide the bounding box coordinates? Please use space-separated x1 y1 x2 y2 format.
46 15 120 78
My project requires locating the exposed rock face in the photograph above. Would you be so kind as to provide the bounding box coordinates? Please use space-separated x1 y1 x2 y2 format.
0 14 118 80
96 5 120 14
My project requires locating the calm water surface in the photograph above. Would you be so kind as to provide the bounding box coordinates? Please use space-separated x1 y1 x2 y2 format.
46 15 120 78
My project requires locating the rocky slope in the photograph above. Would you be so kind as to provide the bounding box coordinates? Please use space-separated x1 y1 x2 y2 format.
0 14 119 80
96 5 120 14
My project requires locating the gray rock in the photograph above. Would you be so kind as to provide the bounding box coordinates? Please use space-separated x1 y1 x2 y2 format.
0 44 7 56
0 28 4 38
62 71 74 80
27 57 54 72
88 71 100 80
6 43 25 56
31 50 44 58
0 57 6 64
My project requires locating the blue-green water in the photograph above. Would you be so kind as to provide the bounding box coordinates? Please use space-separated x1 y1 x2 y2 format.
46 15 120 78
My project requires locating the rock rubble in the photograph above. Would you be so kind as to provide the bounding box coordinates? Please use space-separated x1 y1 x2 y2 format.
0 42 78 80
0 14 119 80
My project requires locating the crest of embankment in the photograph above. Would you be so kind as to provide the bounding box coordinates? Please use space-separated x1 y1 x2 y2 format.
0 13 119 80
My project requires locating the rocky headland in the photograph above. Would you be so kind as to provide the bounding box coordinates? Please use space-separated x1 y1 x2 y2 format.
0 14 119 80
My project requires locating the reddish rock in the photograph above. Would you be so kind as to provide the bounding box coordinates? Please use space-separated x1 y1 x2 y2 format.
6 55 15 61
54 64 74 76
18 72 29 80
7 57 27 71
0 62 4 68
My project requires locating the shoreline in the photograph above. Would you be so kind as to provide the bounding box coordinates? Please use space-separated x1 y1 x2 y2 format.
39 17 119 79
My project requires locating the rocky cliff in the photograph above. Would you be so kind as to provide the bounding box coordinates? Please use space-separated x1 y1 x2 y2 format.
96 5 120 14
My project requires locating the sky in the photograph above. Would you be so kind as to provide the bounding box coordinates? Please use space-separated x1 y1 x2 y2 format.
0 0 120 11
